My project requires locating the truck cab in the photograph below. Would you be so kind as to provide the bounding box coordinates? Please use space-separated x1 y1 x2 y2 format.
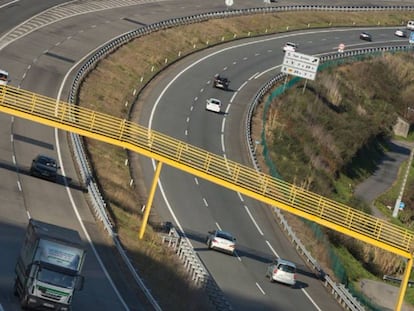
14 219 86 311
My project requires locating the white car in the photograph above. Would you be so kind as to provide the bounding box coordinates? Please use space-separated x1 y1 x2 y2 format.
0 69 9 85
283 42 297 52
205 98 222 113
206 230 236 255
266 258 297 286
395 29 408 38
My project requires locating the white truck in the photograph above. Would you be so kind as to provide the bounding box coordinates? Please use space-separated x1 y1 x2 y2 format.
14 219 86 311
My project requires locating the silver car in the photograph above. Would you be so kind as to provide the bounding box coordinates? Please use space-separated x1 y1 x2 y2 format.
206 230 236 255
266 258 297 286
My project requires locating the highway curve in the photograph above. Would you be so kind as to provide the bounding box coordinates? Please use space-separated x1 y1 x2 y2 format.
0 0 411 310
135 27 409 310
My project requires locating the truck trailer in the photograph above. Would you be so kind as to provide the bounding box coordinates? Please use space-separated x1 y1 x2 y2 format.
14 219 86 310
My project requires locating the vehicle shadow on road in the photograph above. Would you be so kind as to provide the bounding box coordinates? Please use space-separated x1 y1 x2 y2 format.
217 111 229 116
292 280 308 289
0 160 87 193
183 227 324 282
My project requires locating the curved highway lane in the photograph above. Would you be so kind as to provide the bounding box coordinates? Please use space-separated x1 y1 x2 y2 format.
136 27 408 310
0 4 142 309
0 1 216 310
0 0 411 310
0 0 73 36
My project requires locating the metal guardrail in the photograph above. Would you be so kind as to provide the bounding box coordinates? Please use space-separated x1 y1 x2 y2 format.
160 228 232 310
383 275 414 287
0 1 409 310
273 208 365 311
57 5 414 311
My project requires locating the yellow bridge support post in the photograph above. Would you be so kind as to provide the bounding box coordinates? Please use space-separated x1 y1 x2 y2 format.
139 161 163 239
395 256 413 311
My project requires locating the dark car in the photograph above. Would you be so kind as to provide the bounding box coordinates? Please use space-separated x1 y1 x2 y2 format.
213 74 230 90
359 32 372 41
30 155 59 181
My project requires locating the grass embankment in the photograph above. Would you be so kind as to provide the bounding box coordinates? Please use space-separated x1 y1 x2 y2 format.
255 53 414 304
78 10 414 310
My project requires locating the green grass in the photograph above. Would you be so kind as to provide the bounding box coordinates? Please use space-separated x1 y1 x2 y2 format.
334 246 375 281
375 158 414 229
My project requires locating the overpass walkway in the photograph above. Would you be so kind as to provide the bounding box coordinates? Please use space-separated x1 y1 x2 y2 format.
0 84 413 310
0 84 413 257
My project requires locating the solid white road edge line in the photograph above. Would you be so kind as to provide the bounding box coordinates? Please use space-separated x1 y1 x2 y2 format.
55 46 130 311
244 205 264 236
0 0 19 9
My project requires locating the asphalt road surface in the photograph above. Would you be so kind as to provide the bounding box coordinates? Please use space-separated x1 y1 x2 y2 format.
0 0 412 310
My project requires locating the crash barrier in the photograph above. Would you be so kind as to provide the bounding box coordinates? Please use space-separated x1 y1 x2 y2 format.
273 209 365 311
0 0 409 310
383 275 414 287
58 5 414 311
0 0 414 50
0 48 410 311
161 227 233 310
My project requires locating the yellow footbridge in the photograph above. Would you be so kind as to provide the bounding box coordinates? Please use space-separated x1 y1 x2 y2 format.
0 85 412 310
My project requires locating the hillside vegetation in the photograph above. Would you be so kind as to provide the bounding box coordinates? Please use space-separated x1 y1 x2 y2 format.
260 53 414 278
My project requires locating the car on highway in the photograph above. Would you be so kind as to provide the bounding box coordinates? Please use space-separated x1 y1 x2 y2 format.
283 42 297 52
206 229 236 255
205 98 222 113
359 32 372 41
266 258 297 286
30 155 60 181
213 74 230 90
0 69 9 85
394 29 408 38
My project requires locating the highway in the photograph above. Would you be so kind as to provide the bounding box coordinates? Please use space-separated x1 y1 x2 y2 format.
0 0 412 310
135 26 409 310
0 1 201 310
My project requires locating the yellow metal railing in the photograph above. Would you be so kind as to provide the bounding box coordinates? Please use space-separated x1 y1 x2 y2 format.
1 85 413 258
